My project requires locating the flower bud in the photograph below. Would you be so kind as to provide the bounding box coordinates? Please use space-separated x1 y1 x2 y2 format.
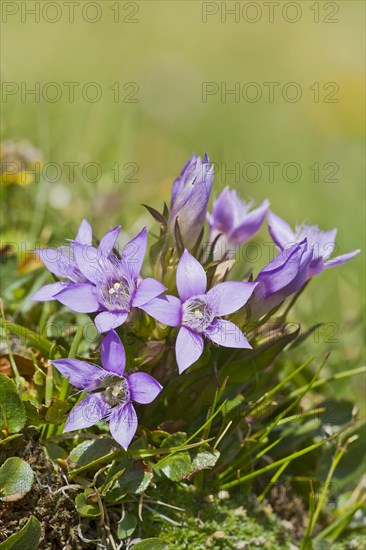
168 154 214 249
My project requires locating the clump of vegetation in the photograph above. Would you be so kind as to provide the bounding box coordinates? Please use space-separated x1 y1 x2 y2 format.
0 151 364 549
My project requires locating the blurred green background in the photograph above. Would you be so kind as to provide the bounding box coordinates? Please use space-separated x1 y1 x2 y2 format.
1 1 365 391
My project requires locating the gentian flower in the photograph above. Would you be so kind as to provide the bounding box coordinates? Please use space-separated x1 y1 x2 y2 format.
268 212 360 278
140 250 257 373
53 227 167 333
168 154 214 249
248 239 313 320
31 219 121 302
51 330 162 449
207 187 269 256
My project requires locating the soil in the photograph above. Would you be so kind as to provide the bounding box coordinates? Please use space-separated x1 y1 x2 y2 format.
0 428 99 549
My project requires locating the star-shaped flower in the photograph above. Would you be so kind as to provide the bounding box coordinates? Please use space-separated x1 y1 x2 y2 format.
51 330 162 449
140 250 257 373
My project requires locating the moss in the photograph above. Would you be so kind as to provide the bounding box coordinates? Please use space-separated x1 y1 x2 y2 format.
139 482 292 549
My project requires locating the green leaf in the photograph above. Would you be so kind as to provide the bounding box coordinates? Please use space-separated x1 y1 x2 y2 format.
40 398 70 425
45 442 67 461
174 218 185 255
68 438 116 469
117 513 138 539
0 516 41 550
142 204 167 230
105 459 154 502
160 432 187 448
191 450 220 471
75 488 101 517
0 374 26 434
23 401 41 427
155 452 192 481
131 539 167 550
0 458 34 502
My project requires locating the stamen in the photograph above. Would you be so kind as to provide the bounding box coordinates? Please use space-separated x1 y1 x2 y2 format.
104 376 130 406
182 296 215 333
95 251 136 312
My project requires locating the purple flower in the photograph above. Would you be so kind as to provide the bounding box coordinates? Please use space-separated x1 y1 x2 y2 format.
249 239 313 320
207 187 269 255
52 227 167 333
140 250 257 373
168 154 214 249
268 212 360 278
31 219 121 302
51 331 162 449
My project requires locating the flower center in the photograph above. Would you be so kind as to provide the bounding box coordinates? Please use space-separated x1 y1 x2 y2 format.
104 377 130 407
98 279 132 312
182 296 214 333
95 253 135 312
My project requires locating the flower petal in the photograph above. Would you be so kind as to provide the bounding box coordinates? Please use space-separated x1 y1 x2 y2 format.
207 282 257 316
100 330 126 375
109 402 138 449
122 227 147 280
206 319 251 349
128 372 162 404
30 281 69 301
98 225 121 254
139 295 182 326
175 326 204 374
314 229 337 261
210 187 235 234
268 211 295 249
73 243 99 284
325 249 361 269
35 247 68 278
256 240 311 296
94 311 128 333
75 219 93 245
132 278 167 307
64 393 110 432
55 283 100 313
51 358 104 390
177 249 207 301
231 200 269 242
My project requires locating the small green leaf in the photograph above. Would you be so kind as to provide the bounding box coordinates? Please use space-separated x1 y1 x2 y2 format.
160 432 187 448
68 438 116 469
0 516 41 550
0 374 26 433
23 401 41 427
45 442 68 461
191 450 220 471
142 204 167 229
131 539 167 550
156 452 192 481
0 458 34 502
174 218 185 254
105 460 154 502
75 488 101 517
41 398 70 424
117 513 137 539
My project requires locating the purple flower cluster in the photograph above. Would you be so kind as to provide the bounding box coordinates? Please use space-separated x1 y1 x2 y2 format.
32 153 360 448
